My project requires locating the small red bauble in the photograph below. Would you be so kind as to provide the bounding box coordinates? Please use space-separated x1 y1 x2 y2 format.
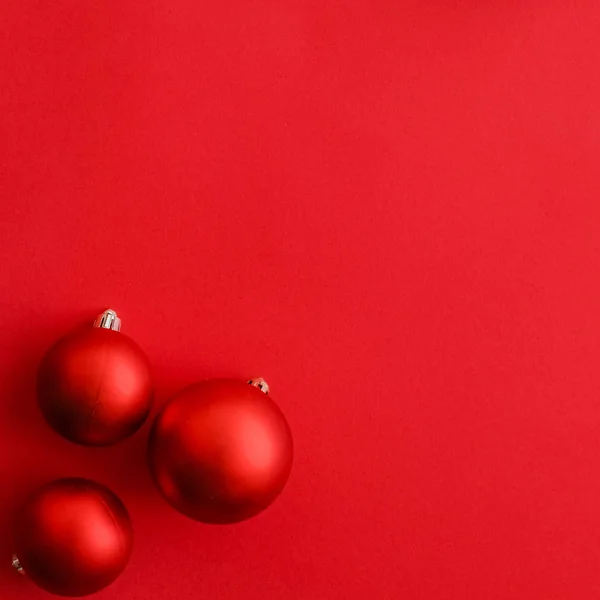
38 309 153 446
148 378 293 524
13 478 133 597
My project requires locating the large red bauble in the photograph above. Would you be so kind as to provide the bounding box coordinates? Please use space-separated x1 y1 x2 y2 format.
148 379 293 524
38 322 153 446
14 478 133 597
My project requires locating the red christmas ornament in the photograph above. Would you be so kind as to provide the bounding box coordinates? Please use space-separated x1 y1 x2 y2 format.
148 378 293 524
38 309 153 446
13 478 133 597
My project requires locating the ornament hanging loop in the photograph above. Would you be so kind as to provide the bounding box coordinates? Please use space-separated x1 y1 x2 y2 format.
94 309 121 332
248 377 270 395
12 554 24 575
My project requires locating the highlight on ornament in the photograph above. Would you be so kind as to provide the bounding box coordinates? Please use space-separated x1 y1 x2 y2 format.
12 478 133 597
148 377 293 524
37 308 154 446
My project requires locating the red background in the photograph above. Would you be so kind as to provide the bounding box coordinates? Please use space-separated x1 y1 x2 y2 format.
2 1 600 598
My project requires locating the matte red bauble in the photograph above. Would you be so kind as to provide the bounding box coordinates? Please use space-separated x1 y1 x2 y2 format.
13 478 133 597
38 309 153 446
148 378 293 524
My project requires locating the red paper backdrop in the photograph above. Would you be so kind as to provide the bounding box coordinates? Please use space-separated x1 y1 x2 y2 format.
2 1 600 598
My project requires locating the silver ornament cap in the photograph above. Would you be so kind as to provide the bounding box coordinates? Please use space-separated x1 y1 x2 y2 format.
248 377 270 395
12 554 24 575
93 309 121 332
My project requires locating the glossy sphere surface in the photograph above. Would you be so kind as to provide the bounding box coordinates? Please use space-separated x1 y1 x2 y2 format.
38 328 153 446
14 478 133 597
148 379 293 524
